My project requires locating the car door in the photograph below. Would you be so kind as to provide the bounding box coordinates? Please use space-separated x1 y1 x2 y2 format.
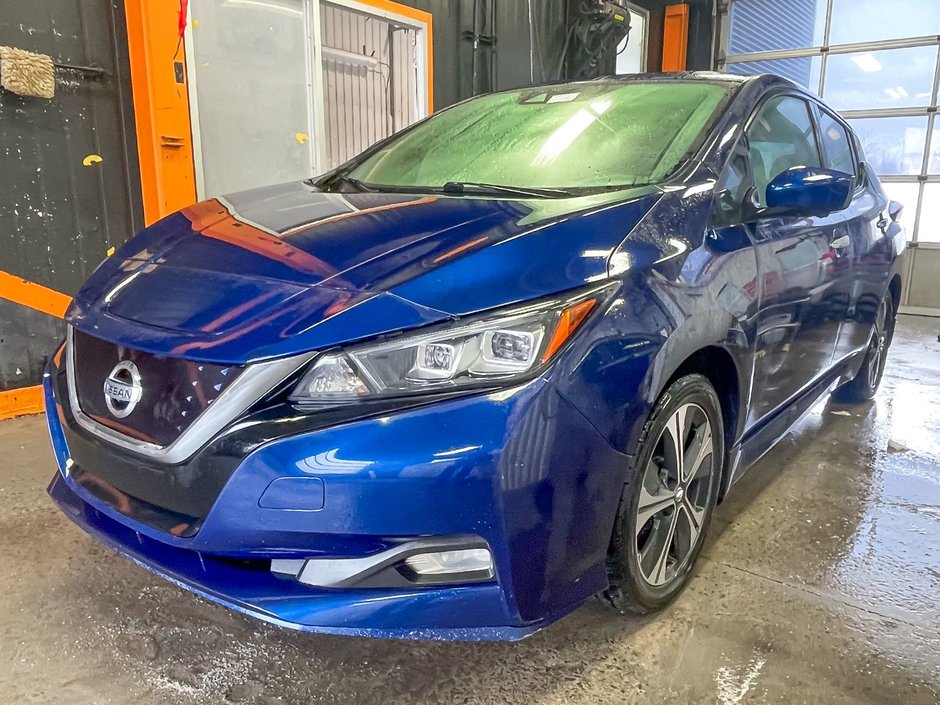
742 94 845 426
814 106 888 362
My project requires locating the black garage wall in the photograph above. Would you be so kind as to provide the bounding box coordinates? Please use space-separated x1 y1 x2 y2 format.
403 0 570 108
405 0 716 110
0 1 142 392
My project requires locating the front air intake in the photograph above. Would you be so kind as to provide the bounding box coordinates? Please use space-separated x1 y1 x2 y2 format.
71 329 244 447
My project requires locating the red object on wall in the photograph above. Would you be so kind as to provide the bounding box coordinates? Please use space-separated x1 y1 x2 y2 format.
179 0 189 40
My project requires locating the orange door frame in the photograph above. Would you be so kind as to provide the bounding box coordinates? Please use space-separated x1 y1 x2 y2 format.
125 0 198 226
136 0 431 212
345 0 434 113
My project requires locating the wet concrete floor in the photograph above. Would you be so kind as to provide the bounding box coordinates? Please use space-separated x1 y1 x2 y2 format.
1 315 938 705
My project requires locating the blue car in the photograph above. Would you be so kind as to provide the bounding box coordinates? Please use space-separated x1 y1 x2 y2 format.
45 72 904 641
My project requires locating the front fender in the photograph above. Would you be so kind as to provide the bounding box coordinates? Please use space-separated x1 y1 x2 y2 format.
554 191 759 459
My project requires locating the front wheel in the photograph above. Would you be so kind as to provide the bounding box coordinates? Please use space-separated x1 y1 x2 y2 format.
602 374 724 614
832 295 894 404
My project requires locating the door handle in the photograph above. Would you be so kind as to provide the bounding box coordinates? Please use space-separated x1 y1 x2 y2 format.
830 234 851 250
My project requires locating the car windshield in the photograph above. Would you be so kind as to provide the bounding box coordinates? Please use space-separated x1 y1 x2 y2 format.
342 81 733 194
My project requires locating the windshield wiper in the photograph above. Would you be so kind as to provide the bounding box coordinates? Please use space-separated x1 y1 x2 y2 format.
310 173 375 193
439 181 573 199
310 176 573 198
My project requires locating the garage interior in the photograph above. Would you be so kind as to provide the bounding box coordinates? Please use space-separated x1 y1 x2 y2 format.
1 0 939 703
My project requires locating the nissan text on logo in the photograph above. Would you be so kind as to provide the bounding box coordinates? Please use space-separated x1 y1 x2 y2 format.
103 360 143 418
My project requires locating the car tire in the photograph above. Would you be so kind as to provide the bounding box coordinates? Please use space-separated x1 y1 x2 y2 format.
832 294 895 404
602 373 724 614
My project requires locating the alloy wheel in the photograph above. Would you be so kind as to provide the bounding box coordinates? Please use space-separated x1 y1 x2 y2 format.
867 299 889 390
635 403 714 587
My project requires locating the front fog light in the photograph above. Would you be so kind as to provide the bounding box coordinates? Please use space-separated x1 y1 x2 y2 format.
404 548 494 577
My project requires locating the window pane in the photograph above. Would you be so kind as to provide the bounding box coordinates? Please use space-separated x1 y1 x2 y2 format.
829 0 940 45
320 3 423 169
817 111 855 175
190 0 314 198
929 120 940 175
725 56 822 93
728 0 826 55
847 116 928 176
747 96 822 206
615 10 648 74
823 46 939 111
881 181 920 241
917 183 940 242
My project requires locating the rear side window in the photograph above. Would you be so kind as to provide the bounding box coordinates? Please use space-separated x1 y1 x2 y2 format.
816 110 857 177
746 95 823 206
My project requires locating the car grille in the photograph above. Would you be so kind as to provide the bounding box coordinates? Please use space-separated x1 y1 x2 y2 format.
71 329 245 447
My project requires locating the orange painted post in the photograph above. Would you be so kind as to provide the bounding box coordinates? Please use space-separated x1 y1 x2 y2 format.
0 270 72 318
0 386 44 420
0 271 71 419
125 0 198 225
662 3 690 72
426 14 434 112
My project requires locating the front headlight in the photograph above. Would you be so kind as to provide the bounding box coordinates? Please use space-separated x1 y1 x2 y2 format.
289 285 612 407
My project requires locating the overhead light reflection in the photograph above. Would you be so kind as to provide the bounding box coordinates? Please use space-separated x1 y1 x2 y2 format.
682 181 715 198
531 99 613 167
300 449 373 473
224 0 304 16
654 238 689 264
719 125 738 146
851 53 882 73
103 271 141 304
433 445 482 458
608 251 633 275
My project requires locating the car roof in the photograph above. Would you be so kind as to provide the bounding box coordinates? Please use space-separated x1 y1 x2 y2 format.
516 70 796 92
598 71 753 84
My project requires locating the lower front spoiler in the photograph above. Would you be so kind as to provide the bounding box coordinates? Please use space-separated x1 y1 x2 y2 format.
48 473 539 641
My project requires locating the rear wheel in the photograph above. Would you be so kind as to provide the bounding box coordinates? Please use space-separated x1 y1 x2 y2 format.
833 295 894 404
602 374 723 614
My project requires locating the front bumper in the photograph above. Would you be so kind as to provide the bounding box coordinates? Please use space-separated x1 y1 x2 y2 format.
44 357 630 640
48 473 527 640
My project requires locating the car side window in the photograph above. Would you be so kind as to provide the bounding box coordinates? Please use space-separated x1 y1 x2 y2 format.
816 109 857 178
746 95 823 207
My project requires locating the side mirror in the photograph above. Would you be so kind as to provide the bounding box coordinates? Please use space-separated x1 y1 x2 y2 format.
744 166 853 222
888 199 903 222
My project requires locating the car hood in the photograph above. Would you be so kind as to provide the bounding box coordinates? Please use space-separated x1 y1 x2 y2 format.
68 180 659 364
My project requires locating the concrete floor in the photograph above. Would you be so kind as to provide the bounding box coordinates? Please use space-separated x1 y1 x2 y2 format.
1 315 938 705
